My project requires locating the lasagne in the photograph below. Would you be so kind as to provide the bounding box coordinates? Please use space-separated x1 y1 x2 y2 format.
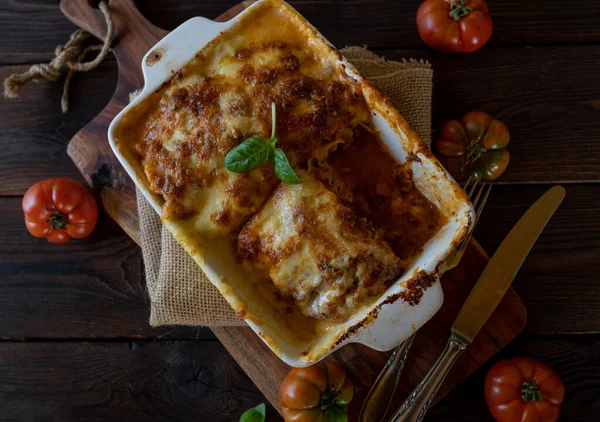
238 175 404 322
114 0 444 326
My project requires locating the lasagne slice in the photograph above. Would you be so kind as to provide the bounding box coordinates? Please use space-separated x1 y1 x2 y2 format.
134 80 279 235
125 0 370 236
238 175 404 322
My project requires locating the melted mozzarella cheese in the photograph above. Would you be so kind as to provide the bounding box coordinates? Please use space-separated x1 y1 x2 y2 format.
120 0 369 236
238 174 404 322
114 0 437 326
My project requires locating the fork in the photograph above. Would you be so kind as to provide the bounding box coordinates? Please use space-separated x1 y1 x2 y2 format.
358 177 491 422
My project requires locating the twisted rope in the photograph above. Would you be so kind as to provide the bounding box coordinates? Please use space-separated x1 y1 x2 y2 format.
3 1 114 113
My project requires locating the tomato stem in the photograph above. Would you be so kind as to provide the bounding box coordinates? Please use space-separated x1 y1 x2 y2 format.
466 142 486 163
522 379 544 402
449 0 473 20
46 209 68 230
320 386 347 418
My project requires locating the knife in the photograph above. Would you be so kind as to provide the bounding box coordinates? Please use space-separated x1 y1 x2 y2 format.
389 185 566 422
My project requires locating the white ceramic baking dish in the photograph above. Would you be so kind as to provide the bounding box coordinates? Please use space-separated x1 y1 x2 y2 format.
107 0 473 367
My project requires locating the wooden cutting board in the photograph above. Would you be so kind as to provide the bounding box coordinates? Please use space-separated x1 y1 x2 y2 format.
60 0 527 419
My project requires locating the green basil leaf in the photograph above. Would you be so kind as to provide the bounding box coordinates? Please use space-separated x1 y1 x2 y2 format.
267 137 277 149
265 148 273 165
266 138 277 163
274 148 304 184
239 403 266 422
225 136 270 173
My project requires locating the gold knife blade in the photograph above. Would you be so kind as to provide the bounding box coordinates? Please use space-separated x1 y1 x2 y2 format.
452 185 566 343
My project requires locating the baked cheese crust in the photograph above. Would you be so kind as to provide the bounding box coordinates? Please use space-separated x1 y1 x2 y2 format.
238 175 404 322
115 0 443 325
126 0 369 236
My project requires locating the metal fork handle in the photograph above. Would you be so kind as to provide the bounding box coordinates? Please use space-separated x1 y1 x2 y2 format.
360 180 487 422
389 334 469 422
358 334 416 422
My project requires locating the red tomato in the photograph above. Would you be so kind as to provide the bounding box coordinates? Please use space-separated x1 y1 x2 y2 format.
485 357 565 422
417 0 493 53
22 178 98 244
280 360 353 422
435 111 510 181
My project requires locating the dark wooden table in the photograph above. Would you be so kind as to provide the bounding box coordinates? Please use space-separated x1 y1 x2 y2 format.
1 1 599 421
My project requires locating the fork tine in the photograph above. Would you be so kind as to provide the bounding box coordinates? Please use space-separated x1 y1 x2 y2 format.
457 181 490 247
442 178 492 273
466 177 480 199
462 176 475 199
473 184 492 227
471 181 487 208
462 175 473 191
452 184 491 260
358 175 489 422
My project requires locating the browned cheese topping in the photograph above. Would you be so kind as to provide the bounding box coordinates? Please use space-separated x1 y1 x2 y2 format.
115 0 444 322
238 176 404 322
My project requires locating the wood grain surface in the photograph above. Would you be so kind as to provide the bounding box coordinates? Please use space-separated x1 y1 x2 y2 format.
1 0 599 421
1 336 597 422
56 1 528 419
0 341 279 421
4 44 600 197
60 0 168 243
4 183 598 340
136 0 600 49
213 238 528 415
4 0 600 64
0 198 207 340
475 185 600 335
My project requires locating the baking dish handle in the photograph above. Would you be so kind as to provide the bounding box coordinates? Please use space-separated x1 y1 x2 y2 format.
343 273 444 353
140 17 233 92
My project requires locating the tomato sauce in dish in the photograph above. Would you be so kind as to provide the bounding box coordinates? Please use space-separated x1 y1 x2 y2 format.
328 127 445 260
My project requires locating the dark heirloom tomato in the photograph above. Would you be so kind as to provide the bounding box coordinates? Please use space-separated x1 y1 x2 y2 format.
485 357 565 422
280 360 353 422
417 0 493 53
435 111 510 181
22 178 98 244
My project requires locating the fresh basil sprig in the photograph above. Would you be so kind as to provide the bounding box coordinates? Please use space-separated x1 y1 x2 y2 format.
225 103 303 184
224 136 273 173
273 148 301 184
239 403 266 422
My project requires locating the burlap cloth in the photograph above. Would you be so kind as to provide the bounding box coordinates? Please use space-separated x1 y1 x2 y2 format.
137 46 433 327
